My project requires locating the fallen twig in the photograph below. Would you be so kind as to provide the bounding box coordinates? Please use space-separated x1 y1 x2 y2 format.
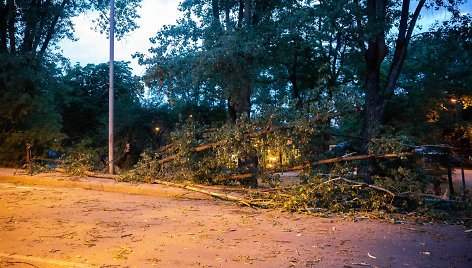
55 168 119 180
152 179 263 207
3 261 39 268
83 171 120 180
338 177 396 197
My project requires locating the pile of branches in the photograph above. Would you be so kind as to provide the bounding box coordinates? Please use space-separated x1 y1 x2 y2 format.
115 108 470 218
121 109 359 184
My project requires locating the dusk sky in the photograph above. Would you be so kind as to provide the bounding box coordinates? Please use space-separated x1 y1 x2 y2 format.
59 0 180 76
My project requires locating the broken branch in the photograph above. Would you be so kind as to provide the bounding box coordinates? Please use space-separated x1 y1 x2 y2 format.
152 179 262 207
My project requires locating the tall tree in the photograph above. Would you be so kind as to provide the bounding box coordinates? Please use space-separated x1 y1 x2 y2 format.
386 14 472 145
61 61 142 143
359 0 464 143
141 0 290 123
0 0 142 165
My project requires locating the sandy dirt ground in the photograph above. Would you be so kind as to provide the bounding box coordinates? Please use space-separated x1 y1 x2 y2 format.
0 169 471 267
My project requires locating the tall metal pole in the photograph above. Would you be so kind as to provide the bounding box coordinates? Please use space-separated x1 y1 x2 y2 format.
108 0 115 174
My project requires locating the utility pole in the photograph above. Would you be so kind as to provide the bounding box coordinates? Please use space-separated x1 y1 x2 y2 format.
109 0 115 174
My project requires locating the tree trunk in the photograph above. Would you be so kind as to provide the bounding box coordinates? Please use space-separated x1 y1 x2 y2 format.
211 0 220 27
364 78 384 142
230 0 254 123
253 0 267 25
224 0 231 30
244 0 251 26
228 81 251 123
382 0 425 106
0 1 7 52
361 0 426 182
363 0 425 143
363 0 388 142
6 0 15 52
237 0 243 27
363 45 385 142
32 0 52 52
39 0 69 55
289 53 303 108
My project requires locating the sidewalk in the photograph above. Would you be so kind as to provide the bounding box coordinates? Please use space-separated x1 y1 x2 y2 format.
0 168 209 200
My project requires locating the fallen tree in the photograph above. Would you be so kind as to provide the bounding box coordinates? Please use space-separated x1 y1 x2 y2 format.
214 153 411 182
158 108 362 159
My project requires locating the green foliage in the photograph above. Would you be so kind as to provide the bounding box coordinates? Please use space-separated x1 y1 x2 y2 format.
122 107 352 185
266 161 436 215
93 0 142 40
61 61 141 143
118 149 161 183
374 167 433 196
122 119 260 184
367 132 416 155
388 13 472 147
0 0 142 166
280 177 395 214
60 139 105 175
59 61 155 170
139 0 365 119
367 134 433 195
0 53 66 166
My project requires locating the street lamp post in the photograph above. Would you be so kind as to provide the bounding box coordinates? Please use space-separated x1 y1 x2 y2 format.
109 0 115 174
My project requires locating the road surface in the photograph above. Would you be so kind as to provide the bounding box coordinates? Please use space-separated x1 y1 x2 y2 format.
0 170 470 267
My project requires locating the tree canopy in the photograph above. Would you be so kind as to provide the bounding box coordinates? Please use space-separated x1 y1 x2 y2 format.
138 0 469 144
0 0 142 166
0 0 470 178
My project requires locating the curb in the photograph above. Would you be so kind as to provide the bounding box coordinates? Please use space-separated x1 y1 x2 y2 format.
0 169 209 200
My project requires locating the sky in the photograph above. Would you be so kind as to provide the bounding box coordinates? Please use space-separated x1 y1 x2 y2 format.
59 1 472 76
59 0 181 76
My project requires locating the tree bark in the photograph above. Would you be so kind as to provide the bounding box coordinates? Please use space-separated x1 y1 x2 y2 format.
39 0 69 55
6 0 15 52
243 0 251 27
289 53 303 108
31 0 51 53
229 0 253 123
363 0 426 142
252 0 267 25
363 0 388 142
382 0 425 107
21 0 39 52
237 0 243 27
228 81 251 123
0 1 7 52
211 0 220 27
224 0 231 30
